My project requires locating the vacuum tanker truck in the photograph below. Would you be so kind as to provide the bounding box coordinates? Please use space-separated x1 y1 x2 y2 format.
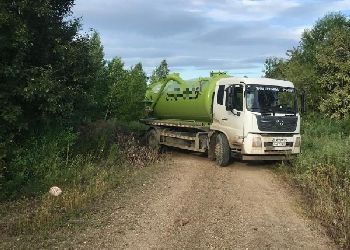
142 72 304 166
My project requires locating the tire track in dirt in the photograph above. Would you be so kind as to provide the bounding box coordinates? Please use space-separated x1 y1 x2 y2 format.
39 151 335 249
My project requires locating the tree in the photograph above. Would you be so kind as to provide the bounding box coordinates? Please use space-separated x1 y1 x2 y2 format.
128 63 147 120
0 0 114 164
0 0 77 146
105 58 147 121
316 25 350 119
150 59 170 83
87 31 108 120
263 57 287 79
105 57 128 120
300 13 349 65
263 13 350 118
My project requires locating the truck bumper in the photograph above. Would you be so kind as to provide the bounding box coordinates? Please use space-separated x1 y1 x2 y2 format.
240 133 301 159
241 154 297 161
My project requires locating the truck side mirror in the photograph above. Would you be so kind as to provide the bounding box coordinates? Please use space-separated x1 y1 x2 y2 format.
225 86 234 111
301 91 306 114
232 109 241 116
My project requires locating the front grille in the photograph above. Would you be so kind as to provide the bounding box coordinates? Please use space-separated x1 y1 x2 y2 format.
257 115 297 132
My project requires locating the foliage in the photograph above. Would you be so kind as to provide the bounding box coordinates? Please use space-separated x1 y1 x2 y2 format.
87 31 108 120
150 59 170 83
263 13 350 118
0 127 78 199
0 0 153 201
105 59 147 121
0 120 159 235
1 0 80 136
0 1 166 243
279 116 350 248
316 25 350 118
263 57 286 79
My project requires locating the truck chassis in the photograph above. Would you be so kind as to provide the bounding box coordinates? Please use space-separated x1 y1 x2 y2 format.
143 119 234 166
143 118 295 166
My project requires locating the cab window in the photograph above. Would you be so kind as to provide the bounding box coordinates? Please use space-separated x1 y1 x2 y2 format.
217 85 225 105
233 85 243 111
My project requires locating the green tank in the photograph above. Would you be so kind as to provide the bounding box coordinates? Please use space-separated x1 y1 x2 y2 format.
145 72 230 122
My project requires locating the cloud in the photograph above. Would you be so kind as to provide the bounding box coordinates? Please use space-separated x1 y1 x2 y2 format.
73 0 350 77
194 22 299 47
74 0 205 37
204 0 301 22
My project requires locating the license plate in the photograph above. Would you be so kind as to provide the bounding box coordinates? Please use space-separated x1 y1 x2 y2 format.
272 138 287 147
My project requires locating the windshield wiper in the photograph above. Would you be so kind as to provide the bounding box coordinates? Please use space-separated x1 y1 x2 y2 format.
260 111 273 115
279 107 296 115
260 108 274 116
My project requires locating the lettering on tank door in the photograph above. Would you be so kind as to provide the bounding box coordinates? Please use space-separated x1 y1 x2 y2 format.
166 85 201 101
165 80 208 101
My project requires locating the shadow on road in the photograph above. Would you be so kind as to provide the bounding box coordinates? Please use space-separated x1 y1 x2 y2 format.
163 147 279 170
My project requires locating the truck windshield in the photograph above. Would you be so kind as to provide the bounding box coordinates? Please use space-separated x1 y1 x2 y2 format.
246 85 297 114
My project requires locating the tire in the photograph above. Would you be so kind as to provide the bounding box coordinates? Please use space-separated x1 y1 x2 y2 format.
215 133 231 166
146 129 160 151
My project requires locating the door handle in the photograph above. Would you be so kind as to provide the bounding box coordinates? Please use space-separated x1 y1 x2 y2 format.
222 118 228 121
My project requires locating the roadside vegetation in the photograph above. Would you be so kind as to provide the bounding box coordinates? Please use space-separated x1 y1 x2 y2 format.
0 120 160 235
264 13 350 248
282 116 350 248
0 0 168 237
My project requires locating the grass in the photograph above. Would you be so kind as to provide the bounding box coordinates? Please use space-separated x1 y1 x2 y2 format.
278 115 350 248
0 119 160 237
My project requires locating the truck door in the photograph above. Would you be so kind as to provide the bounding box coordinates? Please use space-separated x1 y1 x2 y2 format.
226 84 244 144
213 84 244 145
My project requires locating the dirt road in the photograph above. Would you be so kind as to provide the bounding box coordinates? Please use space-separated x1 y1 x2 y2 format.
46 151 333 250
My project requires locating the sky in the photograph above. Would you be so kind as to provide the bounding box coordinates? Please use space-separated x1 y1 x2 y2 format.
72 0 350 79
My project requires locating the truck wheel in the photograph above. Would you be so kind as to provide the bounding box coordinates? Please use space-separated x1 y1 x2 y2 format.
146 129 160 151
215 133 231 166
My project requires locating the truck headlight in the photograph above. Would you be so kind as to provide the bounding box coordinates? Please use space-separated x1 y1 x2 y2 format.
252 137 262 147
294 137 301 147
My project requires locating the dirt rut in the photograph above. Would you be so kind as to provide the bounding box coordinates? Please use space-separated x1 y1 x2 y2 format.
64 152 334 249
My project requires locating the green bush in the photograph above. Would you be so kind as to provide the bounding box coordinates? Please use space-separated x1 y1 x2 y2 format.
1 128 78 199
76 119 149 155
0 120 160 235
0 120 151 200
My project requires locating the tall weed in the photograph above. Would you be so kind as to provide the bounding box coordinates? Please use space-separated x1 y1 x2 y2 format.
1 128 78 199
281 116 350 248
0 120 159 235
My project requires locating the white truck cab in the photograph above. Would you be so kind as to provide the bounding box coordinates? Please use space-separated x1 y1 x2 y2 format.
211 77 301 161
